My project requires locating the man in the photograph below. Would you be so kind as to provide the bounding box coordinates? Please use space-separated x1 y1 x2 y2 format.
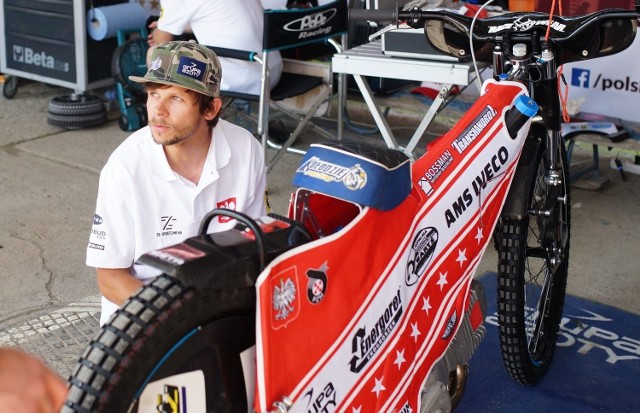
86 41 267 325
147 0 282 94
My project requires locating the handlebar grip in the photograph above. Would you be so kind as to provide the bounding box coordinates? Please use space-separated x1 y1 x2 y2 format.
206 46 257 62
349 8 398 22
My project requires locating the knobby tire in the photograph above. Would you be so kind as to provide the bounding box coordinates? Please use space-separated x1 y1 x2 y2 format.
496 130 571 384
62 274 256 413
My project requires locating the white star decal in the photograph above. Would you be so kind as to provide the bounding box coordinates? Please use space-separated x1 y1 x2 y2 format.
422 296 432 315
352 407 361 413
456 248 467 266
371 377 386 398
475 227 484 244
394 349 406 369
436 272 448 290
410 322 421 342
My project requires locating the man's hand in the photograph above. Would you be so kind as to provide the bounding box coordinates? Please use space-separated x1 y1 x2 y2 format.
146 21 175 67
147 19 159 47
147 21 173 48
0 348 67 413
96 267 144 307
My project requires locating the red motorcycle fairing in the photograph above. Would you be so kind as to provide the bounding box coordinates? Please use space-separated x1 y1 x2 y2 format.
255 80 531 412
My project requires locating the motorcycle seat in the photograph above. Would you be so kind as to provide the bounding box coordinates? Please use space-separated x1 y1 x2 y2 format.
292 141 411 211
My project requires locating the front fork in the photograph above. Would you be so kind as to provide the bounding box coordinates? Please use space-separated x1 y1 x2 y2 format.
493 43 568 265
534 63 569 270
535 50 565 185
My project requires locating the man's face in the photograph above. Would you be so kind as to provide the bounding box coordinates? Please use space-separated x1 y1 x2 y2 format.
146 85 214 146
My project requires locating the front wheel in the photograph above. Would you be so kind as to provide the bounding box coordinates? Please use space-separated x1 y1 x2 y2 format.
62 275 256 412
496 132 570 385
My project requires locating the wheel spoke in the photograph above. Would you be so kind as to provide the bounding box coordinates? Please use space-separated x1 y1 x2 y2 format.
526 269 554 359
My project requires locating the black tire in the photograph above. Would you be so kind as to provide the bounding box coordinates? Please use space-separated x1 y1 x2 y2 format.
62 275 255 413
47 111 107 129
48 94 105 116
2 75 19 99
496 130 571 385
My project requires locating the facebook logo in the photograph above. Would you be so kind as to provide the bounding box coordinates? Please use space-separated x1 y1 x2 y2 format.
571 68 591 88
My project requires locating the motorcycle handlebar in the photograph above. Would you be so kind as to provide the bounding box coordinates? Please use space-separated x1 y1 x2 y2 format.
349 8 398 23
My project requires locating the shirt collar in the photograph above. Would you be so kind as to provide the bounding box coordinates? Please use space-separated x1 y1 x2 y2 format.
147 128 176 181
199 123 231 187
146 123 232 186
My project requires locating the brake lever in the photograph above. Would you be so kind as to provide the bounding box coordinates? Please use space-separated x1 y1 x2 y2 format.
368 24 399 42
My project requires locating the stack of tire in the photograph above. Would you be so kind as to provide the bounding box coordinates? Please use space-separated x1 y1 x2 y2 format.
47 94 107 129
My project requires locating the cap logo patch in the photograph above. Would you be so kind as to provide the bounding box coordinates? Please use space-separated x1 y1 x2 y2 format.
178 56 205 81
150 56 162 70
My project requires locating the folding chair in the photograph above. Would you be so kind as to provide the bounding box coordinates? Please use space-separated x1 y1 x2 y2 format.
208 0 348 173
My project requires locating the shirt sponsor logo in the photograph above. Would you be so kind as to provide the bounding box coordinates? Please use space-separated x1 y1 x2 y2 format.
88 242 104 250
452 105 497 154
350 289 402 373
91 229 106 239
216 197 237 223
93 214 103 225
156 216 182 237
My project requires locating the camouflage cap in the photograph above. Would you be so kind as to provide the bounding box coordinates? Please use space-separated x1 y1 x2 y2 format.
130 40 222 97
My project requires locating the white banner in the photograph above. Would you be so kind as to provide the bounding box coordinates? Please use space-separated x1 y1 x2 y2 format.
564 35 640 123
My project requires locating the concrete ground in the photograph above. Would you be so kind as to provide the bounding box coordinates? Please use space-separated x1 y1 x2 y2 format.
0 79 638 381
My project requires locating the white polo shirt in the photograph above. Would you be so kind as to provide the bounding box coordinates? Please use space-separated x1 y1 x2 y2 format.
86 119 266 324
157 0 283 94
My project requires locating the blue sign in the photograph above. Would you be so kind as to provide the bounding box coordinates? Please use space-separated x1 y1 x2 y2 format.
457 273 640 412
